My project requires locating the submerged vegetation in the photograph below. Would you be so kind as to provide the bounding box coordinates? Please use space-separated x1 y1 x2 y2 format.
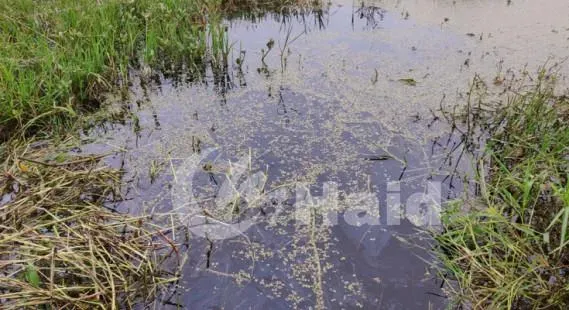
435 73 569 308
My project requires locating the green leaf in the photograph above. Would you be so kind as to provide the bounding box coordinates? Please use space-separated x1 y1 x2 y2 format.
54 153 67 163
25 263 41 288
561 208 569 249
398 78 417 86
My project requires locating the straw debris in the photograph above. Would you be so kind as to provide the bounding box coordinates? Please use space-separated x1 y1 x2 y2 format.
0 138 174 309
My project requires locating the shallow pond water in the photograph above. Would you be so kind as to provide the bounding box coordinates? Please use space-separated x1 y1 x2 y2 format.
83 0 569 308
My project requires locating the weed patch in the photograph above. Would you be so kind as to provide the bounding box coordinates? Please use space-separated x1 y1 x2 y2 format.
435 73 569 309
0 0 224 138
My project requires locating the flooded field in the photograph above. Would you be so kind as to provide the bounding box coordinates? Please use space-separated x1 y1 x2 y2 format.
81 0 569 308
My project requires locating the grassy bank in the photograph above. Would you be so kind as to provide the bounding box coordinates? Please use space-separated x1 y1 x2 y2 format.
0 0 227 139
0 0 227 307
1 0 327 307
435 75 569 308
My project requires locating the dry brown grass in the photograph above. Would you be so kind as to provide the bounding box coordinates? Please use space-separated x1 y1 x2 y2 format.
0 138 176 309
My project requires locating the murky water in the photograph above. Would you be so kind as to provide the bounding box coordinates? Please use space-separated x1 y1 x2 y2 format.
83 0 569 308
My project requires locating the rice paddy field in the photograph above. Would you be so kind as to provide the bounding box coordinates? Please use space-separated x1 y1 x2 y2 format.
1 0 569 309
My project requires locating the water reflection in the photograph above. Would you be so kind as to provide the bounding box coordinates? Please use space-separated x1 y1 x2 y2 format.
83 0 569 309
154 1 402 97
353 2 386 30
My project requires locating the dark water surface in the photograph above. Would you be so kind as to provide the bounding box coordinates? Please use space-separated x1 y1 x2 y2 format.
82 0 569 308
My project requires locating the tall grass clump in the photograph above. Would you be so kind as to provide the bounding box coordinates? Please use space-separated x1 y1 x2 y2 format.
435 73 569 309
0 0 224 139
0 138 177 309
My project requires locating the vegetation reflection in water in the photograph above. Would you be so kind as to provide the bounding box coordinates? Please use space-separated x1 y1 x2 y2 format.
2 0 569 309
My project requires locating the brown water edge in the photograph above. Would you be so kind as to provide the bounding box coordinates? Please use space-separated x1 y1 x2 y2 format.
78 0 568 308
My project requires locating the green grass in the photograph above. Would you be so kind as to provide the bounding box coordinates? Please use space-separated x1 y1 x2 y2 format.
0 1 321 308
0 1 231 308
435 73 569 309
0 0 226 139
